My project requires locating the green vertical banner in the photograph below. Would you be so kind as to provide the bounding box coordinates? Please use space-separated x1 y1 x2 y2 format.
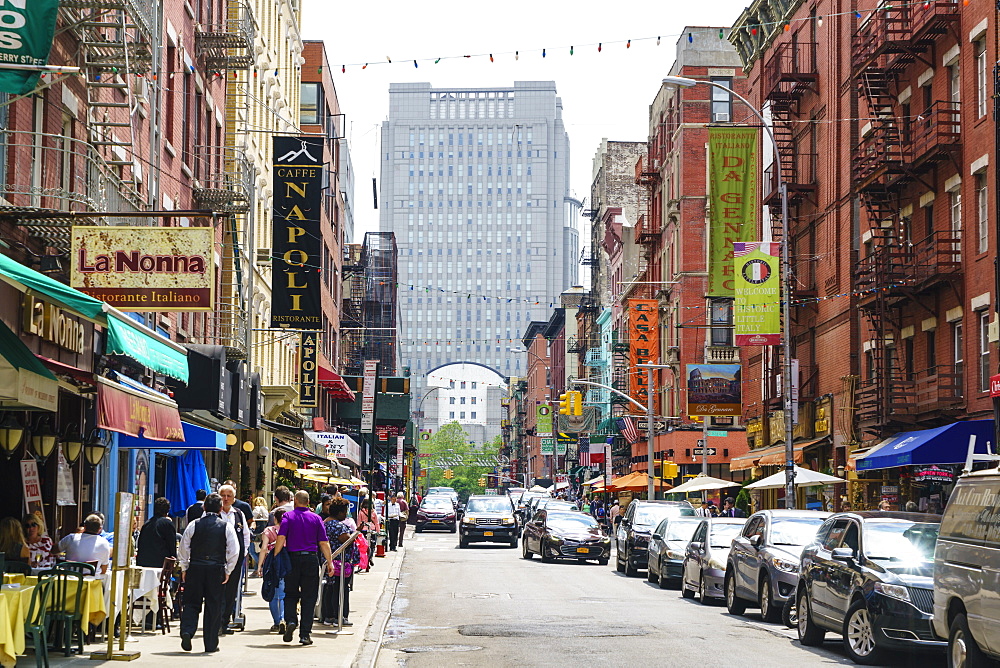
0 0 60 95
536 404 553 437
734 242 781 346
708 127 760 296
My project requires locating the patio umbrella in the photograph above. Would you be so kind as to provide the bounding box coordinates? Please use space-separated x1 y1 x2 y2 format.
665 475 741 495
745 465 845 490
607 472 672 492
529 484 549 493
580 476 605 487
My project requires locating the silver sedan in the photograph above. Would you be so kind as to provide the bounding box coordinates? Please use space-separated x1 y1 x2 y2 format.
681 518 747 604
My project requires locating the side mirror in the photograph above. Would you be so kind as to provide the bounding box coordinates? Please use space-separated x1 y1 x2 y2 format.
750 534 763 548
651 533 662 541
831 547 855 562
689 541 703 553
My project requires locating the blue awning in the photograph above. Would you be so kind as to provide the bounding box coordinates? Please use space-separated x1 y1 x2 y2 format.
856 420 995 471
116 420 226 451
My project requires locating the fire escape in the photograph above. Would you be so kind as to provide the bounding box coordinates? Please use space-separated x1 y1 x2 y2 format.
341 233 399 376
850 0 962 438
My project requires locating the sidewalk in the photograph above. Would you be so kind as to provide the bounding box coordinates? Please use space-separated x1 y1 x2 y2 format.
37 535 406 668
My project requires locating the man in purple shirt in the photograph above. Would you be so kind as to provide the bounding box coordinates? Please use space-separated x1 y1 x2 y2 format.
272 490 334 645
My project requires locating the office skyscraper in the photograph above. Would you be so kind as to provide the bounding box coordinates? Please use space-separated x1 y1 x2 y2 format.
380 81 577 410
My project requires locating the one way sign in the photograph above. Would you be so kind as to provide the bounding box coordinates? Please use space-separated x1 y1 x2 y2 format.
636 418 668 431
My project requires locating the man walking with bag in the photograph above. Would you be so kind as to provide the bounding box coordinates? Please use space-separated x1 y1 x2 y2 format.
178 493 239 653
272 490 334 645
386 495 401 551
217 485 251 635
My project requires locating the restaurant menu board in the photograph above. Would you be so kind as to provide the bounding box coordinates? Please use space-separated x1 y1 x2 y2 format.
20 457 43 517
114 492 134 568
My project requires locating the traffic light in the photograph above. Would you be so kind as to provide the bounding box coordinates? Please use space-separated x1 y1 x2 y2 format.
661 461 679 480
443 469 454 479
478 477 486 487
571 390 582 416
558 392 572 415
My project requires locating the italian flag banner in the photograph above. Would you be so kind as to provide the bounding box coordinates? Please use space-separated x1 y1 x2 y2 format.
734 242 781 346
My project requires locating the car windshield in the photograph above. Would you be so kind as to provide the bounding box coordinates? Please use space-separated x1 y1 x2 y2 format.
863 521 940 562
710 523 744 548
422 500 452 510
770 517 826 546
636 506 691 527
548 513 599 532
663 520 701 542
466 498 512 513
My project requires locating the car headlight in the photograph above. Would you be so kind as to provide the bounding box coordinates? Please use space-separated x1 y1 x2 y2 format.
502 516 515 525
708 557 727 571
462 516 476 524
771 556 798 573
666 550 684 561
547 536 563 545
874 582 910 603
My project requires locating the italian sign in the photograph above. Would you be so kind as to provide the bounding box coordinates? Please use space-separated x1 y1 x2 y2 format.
305 431 363 465
271 136 324 329
0 0 58 95
628 299 659 411
71 227 214 311
297 332 318 407
536 404 553 437
708 127 760 296
734 242 781 346
686 364 742 417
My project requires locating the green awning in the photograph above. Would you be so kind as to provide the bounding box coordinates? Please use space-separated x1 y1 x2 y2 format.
106 317 188 383
0 318 56 380
594 416 620 437
0 318 59 411
0 252 105 319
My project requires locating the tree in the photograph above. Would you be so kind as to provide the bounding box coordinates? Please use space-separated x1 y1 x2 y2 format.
420 423 501 500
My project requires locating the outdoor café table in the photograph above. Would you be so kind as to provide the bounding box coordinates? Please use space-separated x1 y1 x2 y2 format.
1 574 24 586
22 575 109 626
0 584 36 668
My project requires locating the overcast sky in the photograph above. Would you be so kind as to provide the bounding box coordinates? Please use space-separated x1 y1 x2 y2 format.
301 0 750 245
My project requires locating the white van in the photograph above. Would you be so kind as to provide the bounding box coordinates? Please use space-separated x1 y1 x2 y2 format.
932 468 1000 667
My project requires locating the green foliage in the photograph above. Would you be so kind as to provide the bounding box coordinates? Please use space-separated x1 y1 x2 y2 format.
735 486 752 516
420 423 501 501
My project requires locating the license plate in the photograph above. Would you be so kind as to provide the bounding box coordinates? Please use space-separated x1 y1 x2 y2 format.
576 548 590 554
431 520 441 523
484 531 494 536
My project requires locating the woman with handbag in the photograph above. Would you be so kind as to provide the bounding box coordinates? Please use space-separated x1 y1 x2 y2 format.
322 498 359 626
357 494 380 572
256 508 287 633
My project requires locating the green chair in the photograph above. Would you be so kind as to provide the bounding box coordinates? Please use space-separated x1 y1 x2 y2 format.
0 551 6 575
52 562 96 577
24 577 52 668
40 571 86 657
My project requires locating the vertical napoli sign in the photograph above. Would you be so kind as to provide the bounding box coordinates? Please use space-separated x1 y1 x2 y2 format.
0 0 59 95
272 136 324 329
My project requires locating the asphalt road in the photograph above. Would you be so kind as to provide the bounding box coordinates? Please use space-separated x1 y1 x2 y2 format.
376 531 946 668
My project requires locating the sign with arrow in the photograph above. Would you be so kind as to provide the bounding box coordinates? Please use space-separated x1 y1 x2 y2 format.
693 447 717 456
636 418 668 431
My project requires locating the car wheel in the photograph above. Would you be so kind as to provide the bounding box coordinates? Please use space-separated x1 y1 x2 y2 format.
658 566 671 590
699 572 713 605
415 526 423 533
681 577 695 599
450 524 457 533
540 541 554 563
509 537 518 548
843 598 886 665
759 575 781 623
725 572 747 615
797 588 825 647
646 558 658 583
521 539 533 560
624 548 639 577
950 612 990 668
615 548 625 573
598 558 609 566
459 536 468 549
782 595 797 629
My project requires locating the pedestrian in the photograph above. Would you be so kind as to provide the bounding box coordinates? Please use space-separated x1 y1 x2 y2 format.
357 495 380 572
904 500 919 512
316 494 333 519
136 497 178 568
321 498 360 627
256 508 287 632
271 490 335 646
386 494 402 551
186 489 207 524
269 486 294 526
223 480 254 525
720 497 746 519
610 500 621 532
878 499 892 511
841 501 852 512
249 497 268 571
696 500 712 517
395 492 408 547
708 502 719 517
178 493 239 654
217 485 251 635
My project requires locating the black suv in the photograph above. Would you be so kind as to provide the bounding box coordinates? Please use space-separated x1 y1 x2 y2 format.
459 495 518 548
615 500 694 576
796 511 944 664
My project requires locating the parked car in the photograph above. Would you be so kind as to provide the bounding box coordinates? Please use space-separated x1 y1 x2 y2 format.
522 510 611 564
680 517 746 604
415 496 458 533
538 499 577 513
616 500 695 577
459 495 518 548
725 509 831 623
646 517 702 588
796 511 944 664
933 468 1000 667
514 491 547 526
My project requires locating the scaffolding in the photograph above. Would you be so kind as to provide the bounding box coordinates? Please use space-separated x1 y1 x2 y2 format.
341 232 399 376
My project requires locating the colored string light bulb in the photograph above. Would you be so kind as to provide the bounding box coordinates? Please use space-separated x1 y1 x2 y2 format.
542 48 546 57
719 29 724 38
626 39 631 48
784 22 790 31
569 46 573 55
855 10 861 17
435 57 441 63
597 43 602 52
688 33 693 42
751 27 757 35
657 36 661 45
362 63 368 69
413 59 418 67
490 54 494 62
817 16 823 26
341 65 345 73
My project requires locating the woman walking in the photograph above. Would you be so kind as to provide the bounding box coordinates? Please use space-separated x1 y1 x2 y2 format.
256 508 287 632
321 498 360 627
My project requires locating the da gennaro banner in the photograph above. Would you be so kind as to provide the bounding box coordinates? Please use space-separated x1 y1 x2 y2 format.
0 0 58 95
627 299 659 410
70 226 214 311
686 364 742 417
272 136 324 329
734 242 781 346
708 127 760 296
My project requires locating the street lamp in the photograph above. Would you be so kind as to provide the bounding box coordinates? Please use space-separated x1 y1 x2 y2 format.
662 75 796 508
0 412 24 458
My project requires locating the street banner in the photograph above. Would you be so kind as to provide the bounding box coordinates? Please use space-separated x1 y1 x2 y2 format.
361 360 378 432
557 405 598 433
604 437 613 485
791 358 800 425
0 0 58 95
627 299 659 410
396 435 404 477
297 332 318 407
540 437 555 456
71 226 214 311
686 364 742 416
708 127 760 296
733 242 781 346
271 136 324 329
536 404 553 437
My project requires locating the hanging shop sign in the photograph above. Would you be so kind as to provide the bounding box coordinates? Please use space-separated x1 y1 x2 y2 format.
70 227 214 311
627 299 659 410
97 376 184 441
733 242 781 346
297 332 318 407
271 136 324 329
396 436 404 477
536 404 553 437
20 457 42 517
361 360 378 432
914 466 955 483
21 295 87 354
0 0 58 95
686 363 742 416
305 431 362 465
708 127 760 296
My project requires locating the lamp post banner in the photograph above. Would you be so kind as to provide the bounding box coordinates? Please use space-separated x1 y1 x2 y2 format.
733 242 781 346
708 127 760 296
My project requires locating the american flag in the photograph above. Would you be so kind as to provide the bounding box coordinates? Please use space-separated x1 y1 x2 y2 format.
617 416 640 444
578 436 591 466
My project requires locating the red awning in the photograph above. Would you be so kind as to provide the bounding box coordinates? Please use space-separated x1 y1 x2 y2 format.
97 376 184 441
35 355 95 387
317 366 356 402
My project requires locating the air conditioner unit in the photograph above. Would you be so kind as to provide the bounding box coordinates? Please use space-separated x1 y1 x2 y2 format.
255 248 271 264
715 112 731 122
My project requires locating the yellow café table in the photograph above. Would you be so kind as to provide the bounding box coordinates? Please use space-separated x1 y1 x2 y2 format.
0 574 24 586
0 585 36 668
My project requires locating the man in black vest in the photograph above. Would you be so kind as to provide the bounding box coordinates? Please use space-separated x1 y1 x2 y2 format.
178 493 239 653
